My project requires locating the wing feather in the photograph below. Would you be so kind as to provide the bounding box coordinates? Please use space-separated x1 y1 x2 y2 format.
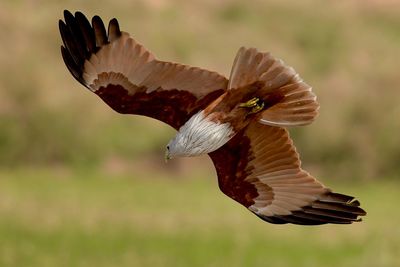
59 10 228 129
209 123 366 225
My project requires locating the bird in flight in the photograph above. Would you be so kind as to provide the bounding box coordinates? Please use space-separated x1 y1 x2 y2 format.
59 10 366 225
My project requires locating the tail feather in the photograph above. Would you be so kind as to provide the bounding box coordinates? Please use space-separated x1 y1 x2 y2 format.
228 47 319 127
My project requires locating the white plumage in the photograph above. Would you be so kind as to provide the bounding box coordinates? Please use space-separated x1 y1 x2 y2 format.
166 111 234 158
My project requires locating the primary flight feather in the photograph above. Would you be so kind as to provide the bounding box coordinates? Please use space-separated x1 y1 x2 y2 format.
59 10 366 225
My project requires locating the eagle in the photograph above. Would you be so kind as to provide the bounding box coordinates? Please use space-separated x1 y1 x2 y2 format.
59 10 366 225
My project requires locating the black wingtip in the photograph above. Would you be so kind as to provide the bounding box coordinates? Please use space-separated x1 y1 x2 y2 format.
63 10 73 19
108 18 122 41
74 11 96 53
61 45 87 87
74 11 85 17
58 19 67 46
255 192 366 226
59 11 122 88
63 9 74 21
91 15 108 47
110 18 119 24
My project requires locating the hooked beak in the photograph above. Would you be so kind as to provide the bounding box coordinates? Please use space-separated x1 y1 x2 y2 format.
164 150 171 163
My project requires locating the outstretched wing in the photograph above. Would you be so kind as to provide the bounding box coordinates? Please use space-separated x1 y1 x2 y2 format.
59 10 228 129
229 47 319 127
209 122 366 225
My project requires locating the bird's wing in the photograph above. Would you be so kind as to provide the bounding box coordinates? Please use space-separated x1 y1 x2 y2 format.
59 10 228 130
209 122 366 225
228 47 319 127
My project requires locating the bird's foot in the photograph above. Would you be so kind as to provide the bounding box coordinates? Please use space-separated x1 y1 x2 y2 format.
239 97 259 108
249 102 265 114
239 97 265 114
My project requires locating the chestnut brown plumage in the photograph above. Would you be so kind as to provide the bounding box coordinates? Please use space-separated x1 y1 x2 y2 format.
59 10 366 225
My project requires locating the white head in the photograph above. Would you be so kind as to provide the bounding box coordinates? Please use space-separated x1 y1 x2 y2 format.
165 111 234 160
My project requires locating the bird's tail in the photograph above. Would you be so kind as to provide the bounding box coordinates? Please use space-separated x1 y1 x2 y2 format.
228 47 319 127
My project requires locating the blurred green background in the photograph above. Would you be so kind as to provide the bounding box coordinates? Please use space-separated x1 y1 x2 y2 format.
0 0 399 266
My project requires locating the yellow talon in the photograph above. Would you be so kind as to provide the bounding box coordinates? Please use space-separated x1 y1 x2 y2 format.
239 97 260 108
249 102 265 114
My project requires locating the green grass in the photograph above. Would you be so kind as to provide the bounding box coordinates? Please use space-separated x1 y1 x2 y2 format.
0 168 398 267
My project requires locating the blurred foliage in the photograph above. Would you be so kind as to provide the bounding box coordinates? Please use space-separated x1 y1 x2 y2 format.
0 0 399 180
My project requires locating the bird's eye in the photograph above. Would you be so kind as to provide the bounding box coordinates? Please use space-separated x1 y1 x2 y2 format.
167 145 170 150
